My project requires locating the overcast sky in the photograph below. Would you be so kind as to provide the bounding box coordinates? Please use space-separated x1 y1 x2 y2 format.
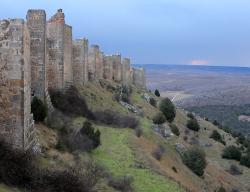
1 0 250 66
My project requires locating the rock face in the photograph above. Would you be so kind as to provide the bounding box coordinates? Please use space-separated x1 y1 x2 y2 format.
0 19 35 150
0 9 146 150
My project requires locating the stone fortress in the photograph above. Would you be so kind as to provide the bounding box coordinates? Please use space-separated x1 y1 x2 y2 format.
0 9 146 150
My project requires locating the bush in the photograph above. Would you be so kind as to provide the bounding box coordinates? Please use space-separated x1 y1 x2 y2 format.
170 124 180 136
187 112 195 119
210 130 225 145
94 110 139 129
31 96 47 122
222 146 242 161
108 175 134 192
216 186 226 192
49 86 94 119
0 140 35 187
181 147 207 176
240 155 250 168
186 118 200 132
152 112 166 124
152 145 165 161
65 121 101 152
172 166 178 173
227 164 242 175
149 98 157 107
135 127 143 137
154 89 160 97
159 98 176 122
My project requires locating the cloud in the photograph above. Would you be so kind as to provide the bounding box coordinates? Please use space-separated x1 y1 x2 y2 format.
190 60 209 66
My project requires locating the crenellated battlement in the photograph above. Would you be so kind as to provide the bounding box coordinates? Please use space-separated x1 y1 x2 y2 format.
0 9 146 150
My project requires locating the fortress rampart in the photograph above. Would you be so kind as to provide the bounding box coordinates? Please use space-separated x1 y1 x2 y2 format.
0 9 146 150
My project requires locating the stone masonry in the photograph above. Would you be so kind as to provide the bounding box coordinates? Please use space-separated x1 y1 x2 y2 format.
26 10 46 101
0 9 146 150
73 39 88 86
0 19 35 150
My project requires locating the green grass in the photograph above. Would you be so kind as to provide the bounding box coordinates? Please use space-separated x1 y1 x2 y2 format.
92 126 184 192
0 184 21 192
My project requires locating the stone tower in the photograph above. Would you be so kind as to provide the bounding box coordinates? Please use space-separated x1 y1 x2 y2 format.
112 54 122 82
0 19 35 150
46 9 65 90
88 45 98 81
63 24 73 86
122 58 131 85
132 67 146 88
26 10 46 101
73 39 88 85
103 55 113 80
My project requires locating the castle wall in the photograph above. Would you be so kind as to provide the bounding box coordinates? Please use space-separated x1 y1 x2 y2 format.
88 45 98 80
26 10 46 101
122 58 131 85
0 19 35 150
103 55 113 80
46 10 65 90
96 51 104 79
132 67 146 88
73 39 85 85
112 54 122 82
63 24 73 86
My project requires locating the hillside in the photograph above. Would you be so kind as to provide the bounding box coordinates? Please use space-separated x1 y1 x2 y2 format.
1 80 250 192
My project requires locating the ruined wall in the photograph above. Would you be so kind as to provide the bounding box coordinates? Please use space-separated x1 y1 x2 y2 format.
88 45 98 80
96 51 104 79
0 19 35 150
103 55 113 80
73 39 85 85
63 24 73 86
26 10 46 101
122 58 131 85
112 54 122 82
46 9 65 90
132 67 146 88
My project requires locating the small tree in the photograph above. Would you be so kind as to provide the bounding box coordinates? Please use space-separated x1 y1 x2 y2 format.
170 124 180 136
153 112 166 124
181 147 207 176
149 98 157 107
210 130 225 145
31 96 47 122
154 89 160 97
222 146 242 161
187 112 195 119
159 98 176 122
186 119 200 132
240 155 250 168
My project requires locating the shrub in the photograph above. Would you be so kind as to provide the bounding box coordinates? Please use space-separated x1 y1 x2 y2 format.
49 86 94 119
227 164 242 175
152 145 165 161
216 186 226 192
187 112 195 119
181 147 207 176
65 121 101 152
94 110 139 129
135 127 143 137
222 146 242 161
154 89 160 97
159 98 176 122
149 97 157 107
213 120 220 126
172 166 178 173
240 155 250 168
210 130 226 145
152 112 166 124
0 140 35 187
170 124 180 136
186 118 200 131
108 175 134 192
31 96 47 122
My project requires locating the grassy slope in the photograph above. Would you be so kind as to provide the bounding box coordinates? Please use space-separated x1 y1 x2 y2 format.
2 80 250 191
